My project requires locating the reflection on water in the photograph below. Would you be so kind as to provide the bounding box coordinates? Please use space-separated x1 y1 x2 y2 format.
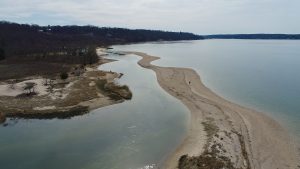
114 40 300 140
0 54 189 169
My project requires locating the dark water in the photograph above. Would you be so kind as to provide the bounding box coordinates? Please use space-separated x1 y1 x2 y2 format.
0 54 189 169
114 40 300 140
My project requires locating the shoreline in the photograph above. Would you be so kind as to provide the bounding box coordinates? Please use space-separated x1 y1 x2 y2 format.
126 51 299 169
0 51 132 123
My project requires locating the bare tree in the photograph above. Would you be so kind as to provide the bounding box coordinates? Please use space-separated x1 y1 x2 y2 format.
43 74 54 86
9 79 16 89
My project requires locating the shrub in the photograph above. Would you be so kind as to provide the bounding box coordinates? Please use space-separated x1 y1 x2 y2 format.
23 82 37 95
60 72 68 80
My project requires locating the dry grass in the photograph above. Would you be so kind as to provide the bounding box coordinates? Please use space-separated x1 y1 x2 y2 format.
178 118 238 169
178 148 236 169
58 78 99 107
0 67 132 120
96 79 132 100
0 62 72 81
202 119 219 140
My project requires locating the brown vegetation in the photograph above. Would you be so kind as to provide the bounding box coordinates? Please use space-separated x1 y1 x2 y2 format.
0 61 132 120
0 62 72 81
178 149 236 169
178 119 238 169
96 79 132 100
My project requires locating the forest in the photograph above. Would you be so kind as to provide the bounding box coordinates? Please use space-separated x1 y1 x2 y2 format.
0 21 202 64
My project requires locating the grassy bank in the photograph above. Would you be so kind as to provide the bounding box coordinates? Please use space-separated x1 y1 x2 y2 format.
0 59 132 124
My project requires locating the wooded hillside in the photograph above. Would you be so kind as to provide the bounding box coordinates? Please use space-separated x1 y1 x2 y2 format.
0 21 203 64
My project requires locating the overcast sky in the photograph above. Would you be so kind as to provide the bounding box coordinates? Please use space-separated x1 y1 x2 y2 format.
0 0 299 34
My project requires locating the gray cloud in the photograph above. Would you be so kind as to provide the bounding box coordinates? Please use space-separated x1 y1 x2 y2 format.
0 0 299 34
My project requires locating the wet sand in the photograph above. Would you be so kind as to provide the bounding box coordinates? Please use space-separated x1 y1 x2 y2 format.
127 51 299 169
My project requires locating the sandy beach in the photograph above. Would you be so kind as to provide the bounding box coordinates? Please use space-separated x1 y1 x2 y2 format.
126 51 299 169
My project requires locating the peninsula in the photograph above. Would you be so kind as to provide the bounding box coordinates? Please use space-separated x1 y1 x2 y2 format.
0 21 299 169
0 21 200 122
125 51 299 169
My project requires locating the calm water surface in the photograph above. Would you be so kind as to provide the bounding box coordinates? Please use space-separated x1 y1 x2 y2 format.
1 40 299 169
0 54 189 169
114 40 300 140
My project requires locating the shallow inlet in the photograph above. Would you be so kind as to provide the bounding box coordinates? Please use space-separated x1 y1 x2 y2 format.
0 54 189 169
114 40 300 141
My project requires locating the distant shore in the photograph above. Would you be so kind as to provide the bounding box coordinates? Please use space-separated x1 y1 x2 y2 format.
126 51 299 169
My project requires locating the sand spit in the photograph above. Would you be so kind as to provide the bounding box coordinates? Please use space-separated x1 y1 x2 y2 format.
126 51 299 169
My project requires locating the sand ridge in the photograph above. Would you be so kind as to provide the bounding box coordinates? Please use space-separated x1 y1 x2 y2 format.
126 51 299 169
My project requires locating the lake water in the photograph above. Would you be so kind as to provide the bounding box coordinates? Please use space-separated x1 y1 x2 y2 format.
1 40 299 169
114 40 300 140
0 54 189 169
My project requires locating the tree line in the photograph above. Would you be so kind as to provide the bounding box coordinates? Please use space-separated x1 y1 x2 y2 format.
204 34 300 40
0 21 203 64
